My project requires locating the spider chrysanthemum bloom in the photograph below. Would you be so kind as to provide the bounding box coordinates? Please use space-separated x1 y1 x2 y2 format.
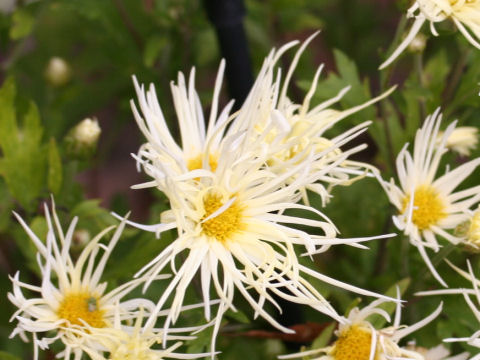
279 295 442 360
128 138 394 352
235 33 396 204
132 35 395 206
376 108 480 286
379 0 480 69
8 202 158 360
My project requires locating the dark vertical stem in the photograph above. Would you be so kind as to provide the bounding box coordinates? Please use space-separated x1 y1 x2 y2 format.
203 0 254 110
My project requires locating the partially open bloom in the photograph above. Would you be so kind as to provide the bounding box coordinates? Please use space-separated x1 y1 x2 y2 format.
437 126 478 157
379 0 480 69
279 295 442 360
8 202 157 360
376 108 480 285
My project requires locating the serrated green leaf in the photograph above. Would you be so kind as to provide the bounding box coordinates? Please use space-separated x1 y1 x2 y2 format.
310 322 335 350
0 351 21 360
9 9 35 40
48 138 63 195
0 80 46 210
366 277 410 329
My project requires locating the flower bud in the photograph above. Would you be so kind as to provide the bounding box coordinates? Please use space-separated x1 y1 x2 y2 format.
45 57 71 87
437 126 478 156
408 33 427 53
65 118 101 159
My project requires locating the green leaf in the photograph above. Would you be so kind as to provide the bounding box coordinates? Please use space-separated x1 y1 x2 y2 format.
225 308 250 324
366 277 410 328
9 9 35 40
310 322 336 350
0 80 47 210
48 138 63 195
0 351 21 360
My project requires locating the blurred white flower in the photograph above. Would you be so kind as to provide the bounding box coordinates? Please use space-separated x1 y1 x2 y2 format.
376 108 480 286
437 126 478 156
279 294 442 360
380 0 480 69
8 201 158 360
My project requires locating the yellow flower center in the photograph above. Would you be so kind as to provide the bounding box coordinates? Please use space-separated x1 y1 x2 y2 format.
401 185 446 230
333 325 377 360
57 292 105 328
201 193 243 242
187 154 218 172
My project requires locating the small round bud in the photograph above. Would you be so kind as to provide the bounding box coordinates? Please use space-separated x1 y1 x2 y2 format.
72 229 91 248
65 118 101 159
45 57 71 87
408 33 427 53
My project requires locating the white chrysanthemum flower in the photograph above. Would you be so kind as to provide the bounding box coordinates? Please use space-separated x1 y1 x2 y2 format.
81 306 212 360
127 139 395 351
379 0 480 69
376 108 480 286
249 33 396 204
417 260 480 359
437 126 478 157
8 202 159 360
279 295 442 360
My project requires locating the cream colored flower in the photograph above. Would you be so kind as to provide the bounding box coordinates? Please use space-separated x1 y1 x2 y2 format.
132 35 395 206
8 201 158 360
246 33 396 205
380 0 480 69
437 126 478 156
279 295 442 360
376 108 480 286
126 138 394 353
